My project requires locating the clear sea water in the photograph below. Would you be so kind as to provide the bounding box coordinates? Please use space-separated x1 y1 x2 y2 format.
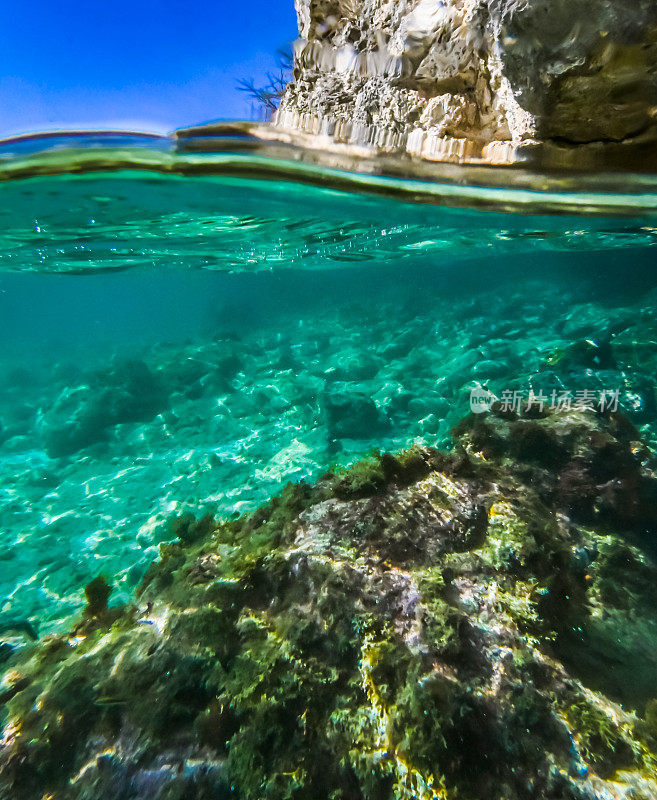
1 134 656 644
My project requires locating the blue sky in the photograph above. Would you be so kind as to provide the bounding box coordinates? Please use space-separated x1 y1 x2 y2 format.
0 0 297 136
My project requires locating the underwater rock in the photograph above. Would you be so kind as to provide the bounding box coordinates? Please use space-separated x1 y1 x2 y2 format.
159 349 243 399
39 358 167 457
274 0 657 167
457 404 657 537
547 338 616 371
2 407 657 799
0 618 37 641
324 388 389 443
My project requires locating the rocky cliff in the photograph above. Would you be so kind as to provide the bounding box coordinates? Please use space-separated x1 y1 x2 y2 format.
2 406 657 799
273 0 657 165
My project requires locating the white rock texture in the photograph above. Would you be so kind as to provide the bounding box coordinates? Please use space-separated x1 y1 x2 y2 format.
274 0 657 162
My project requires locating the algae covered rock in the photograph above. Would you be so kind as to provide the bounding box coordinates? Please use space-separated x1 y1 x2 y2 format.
2 407 657 799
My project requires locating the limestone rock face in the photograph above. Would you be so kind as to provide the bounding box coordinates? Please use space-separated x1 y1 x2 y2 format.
274 0 657 162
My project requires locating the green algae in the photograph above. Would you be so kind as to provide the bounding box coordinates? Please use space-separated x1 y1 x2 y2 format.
565 699 637 777
329 456 388 500
2 408 657 799
324 446 436 502
83 576 112 614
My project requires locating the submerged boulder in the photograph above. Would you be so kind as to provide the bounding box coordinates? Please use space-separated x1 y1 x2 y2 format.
324 388 389 443
274 0 657 167
2 407 657 799
39 358 167 458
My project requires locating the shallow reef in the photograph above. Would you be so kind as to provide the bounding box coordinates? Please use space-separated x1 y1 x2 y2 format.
3 275 657 637
2 405 657 799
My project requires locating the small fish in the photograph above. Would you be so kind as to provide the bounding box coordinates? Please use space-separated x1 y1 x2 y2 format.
0 618 38 641
94 696 129 708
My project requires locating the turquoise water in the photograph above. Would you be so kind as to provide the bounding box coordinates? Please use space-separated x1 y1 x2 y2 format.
1 143 657 646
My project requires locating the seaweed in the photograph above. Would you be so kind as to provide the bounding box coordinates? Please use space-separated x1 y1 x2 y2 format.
566 699 636 777
3 408 657 799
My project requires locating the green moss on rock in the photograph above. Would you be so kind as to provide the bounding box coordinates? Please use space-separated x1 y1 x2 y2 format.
2 408 657 799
